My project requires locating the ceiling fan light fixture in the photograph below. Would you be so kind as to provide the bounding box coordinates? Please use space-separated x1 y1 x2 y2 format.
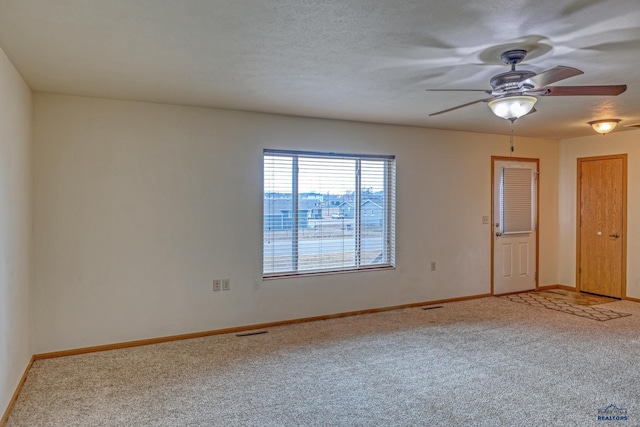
488 96 537 120
588 119 621 135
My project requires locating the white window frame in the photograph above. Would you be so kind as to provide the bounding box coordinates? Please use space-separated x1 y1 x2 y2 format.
263 149 396 278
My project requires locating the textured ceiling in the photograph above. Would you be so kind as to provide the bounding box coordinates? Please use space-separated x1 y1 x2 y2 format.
0 0 639 139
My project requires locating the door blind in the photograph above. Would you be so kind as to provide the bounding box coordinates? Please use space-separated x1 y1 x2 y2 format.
501 167 533 234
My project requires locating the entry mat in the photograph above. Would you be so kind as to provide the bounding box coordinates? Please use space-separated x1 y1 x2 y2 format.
501 291 631 321
537 289 617 306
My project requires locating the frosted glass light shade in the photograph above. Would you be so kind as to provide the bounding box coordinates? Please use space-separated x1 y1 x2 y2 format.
588 119 620 135
488 96 537 120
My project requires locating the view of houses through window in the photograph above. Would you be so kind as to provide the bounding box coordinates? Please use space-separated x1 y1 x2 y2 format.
263 150 396 276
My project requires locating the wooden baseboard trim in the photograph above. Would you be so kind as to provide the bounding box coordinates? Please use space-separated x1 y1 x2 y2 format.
536 284 578 292
555 285 578 292
539 284 638 301
34 292 492 360
0 356 34 427
495 284 580 296
494 289 533 296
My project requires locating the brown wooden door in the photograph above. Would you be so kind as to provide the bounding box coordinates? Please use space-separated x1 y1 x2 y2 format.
577 155 626 298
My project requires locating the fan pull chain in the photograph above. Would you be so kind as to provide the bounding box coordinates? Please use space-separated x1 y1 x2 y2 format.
509 118 515 157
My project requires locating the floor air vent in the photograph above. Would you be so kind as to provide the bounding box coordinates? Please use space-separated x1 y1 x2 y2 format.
236 330 268 337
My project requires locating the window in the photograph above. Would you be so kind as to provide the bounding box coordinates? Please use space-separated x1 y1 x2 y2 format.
500 166 535 234
263 149 395 277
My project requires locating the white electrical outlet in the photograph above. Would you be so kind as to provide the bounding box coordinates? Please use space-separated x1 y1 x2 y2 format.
482 216 490 224
222 278 230 291
213 279 222 292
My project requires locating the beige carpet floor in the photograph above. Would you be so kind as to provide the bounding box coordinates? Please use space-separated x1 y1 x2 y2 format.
6 296 640 426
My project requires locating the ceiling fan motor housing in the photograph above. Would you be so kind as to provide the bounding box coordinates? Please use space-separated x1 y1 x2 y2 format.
490 49 536 93
490 70 536 92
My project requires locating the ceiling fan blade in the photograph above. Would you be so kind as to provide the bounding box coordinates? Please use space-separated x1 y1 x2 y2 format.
429 97 495 117
541 84 627 96
526 66 583 87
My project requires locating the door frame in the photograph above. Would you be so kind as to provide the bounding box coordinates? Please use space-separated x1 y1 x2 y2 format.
576 153 627 297
491 156 540 295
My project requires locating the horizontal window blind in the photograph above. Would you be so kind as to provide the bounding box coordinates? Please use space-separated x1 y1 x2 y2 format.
263 150 395 277
501 167 533 234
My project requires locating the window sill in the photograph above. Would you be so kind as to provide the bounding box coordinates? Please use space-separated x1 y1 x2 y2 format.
263 265 395 280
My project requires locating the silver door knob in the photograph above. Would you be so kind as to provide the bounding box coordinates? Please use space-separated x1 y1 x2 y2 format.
609 233 620 238
496 232 502 237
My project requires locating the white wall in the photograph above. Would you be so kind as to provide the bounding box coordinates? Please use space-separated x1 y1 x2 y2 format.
558 130 640 298
33 94 559 353
0 48 32 416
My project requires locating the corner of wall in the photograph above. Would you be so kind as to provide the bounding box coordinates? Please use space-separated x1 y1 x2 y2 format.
0 43 34 423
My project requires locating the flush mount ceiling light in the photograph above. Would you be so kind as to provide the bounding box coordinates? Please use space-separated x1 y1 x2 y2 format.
588 119 621 135
487 96 537 120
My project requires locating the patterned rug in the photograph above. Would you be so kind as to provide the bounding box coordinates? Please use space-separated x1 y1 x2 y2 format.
501 291 631 321
537 289 618 306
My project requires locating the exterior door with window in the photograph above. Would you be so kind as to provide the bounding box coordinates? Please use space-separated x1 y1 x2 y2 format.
492 158 538 295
